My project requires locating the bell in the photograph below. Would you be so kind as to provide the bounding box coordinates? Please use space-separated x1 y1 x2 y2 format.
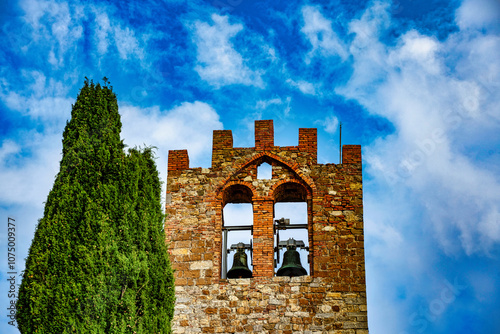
276 243 307 277
227 248 252 278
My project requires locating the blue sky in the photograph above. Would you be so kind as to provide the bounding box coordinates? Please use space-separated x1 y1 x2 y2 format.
1 0 499 333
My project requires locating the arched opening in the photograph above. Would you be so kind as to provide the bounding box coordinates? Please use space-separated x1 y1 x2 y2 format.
257 162 272 179
221 184 254 279
274 203 309 275
222 184 253 206
273 182 311 276
223 203 253 278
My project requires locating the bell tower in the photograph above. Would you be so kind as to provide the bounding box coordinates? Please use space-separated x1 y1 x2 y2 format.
165 120 368 333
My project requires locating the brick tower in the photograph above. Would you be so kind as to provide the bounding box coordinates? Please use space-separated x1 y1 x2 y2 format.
165 120 368 333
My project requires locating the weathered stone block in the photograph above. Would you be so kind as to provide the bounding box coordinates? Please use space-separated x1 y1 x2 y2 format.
190 261 213 270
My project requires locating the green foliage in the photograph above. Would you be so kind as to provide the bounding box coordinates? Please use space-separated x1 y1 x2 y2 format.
16 79 175 333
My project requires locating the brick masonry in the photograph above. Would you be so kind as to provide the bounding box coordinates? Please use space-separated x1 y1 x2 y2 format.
165 120 367 333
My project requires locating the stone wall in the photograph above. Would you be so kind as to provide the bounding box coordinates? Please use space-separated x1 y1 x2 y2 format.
165 120 368 333
175 277 367 334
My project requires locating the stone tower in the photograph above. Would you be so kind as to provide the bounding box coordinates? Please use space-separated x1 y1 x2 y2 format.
165 120 368 333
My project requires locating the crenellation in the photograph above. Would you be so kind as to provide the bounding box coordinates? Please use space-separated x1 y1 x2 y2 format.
168 149 190 172
255 120 274 150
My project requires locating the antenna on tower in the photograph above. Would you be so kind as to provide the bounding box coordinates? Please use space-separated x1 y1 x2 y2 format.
339 122 342 164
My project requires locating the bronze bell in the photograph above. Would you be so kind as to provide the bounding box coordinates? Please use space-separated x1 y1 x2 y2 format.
227 247 252 279
276 241 307 277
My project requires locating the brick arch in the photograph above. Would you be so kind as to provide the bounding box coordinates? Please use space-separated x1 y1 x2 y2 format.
215 152 317 197
219 181 258 207
270 179 312 202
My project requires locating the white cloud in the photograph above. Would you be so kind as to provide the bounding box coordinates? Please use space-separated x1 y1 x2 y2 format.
455 0 500 30
113 25 145 61
0 140 20 162
91 6 148 62
301 6 348 63
18 0 148 69
256 98 282 110
336 1 500 256
0 71 72 128
255 96 292 117
95 12 111 54
389 30 441 75
0 131 61 207
317 115 339 134
120 101 223 198
120 100 223 207
339 1 391 107
0 73 72 209
286 78 316 95
192 14 263 88
20 0 84 67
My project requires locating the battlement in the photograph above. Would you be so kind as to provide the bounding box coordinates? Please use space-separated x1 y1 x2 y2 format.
212 129 233 150
167 149 189 172
342 144 362 164
255 119 274 149
168 120 362 171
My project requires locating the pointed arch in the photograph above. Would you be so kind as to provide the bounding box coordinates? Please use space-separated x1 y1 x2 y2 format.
215 152 317 197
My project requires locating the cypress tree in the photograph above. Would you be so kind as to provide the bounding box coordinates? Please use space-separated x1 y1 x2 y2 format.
16 79 175 333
